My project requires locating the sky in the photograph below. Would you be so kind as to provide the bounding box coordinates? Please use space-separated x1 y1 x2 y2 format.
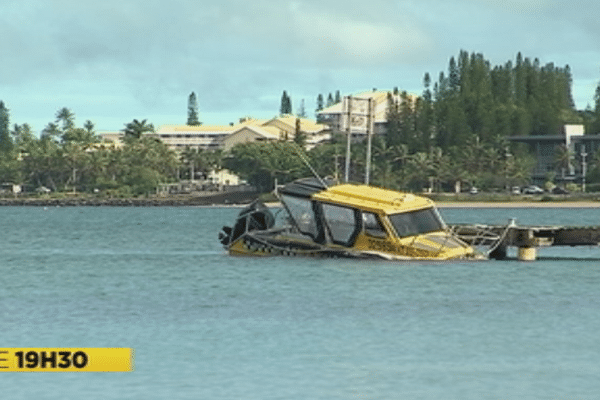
2 0 600 133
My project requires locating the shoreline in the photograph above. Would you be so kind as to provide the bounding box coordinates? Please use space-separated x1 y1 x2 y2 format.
1 197 599 208
0 196 253 207
436 201 600 208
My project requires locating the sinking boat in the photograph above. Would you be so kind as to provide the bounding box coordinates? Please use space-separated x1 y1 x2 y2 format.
218 178 483 261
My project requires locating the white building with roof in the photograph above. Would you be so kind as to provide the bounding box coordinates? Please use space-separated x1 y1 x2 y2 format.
154 124 236 150
317 90 417 138
222 124 282 151
99 116 331 151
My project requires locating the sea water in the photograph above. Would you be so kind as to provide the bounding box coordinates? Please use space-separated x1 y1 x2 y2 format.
1 206 600 399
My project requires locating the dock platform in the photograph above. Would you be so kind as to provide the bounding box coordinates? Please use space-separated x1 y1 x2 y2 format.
449 221 600 260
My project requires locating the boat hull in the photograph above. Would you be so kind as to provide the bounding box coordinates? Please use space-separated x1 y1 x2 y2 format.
219 180 483 262
227 229 483 261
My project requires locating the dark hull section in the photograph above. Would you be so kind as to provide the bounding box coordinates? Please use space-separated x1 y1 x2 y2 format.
231 231 390 260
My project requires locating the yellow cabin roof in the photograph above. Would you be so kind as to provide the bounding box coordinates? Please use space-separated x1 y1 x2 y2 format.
312 183 434 214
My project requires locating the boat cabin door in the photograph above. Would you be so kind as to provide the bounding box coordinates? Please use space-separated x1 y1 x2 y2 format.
318 202 361 247
281 194 362 247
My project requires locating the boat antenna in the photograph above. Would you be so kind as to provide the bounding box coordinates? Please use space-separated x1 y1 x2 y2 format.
275 140 328 188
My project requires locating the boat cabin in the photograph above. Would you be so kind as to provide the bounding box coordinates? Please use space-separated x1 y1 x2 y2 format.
277 178 447 249
222 177 476 260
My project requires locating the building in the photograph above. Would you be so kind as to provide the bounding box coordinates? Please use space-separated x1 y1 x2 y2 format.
100 116 331 151
317 90 417 139
221 124 281 151
154 124 236 150
98 131 124 144
207 169 242 186
158 117 330 151
509 124 600 185
261 116 332 149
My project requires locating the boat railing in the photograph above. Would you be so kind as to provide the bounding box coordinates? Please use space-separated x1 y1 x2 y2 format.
448 219 517 259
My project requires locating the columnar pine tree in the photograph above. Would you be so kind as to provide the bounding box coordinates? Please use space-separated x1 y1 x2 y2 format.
187 92 201 126
590 79 600 134
334 90 341 104
0 101 13 153
415 73 434 151
385 93 402 147
280 91 292 115
326 93 335 107
428 50 578 150
316 94 324 112
297 99 307 118
293 117 307 148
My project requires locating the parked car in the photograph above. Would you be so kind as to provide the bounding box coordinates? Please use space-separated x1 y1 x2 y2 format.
551 186 569 195
511 186 521 195
36 186 51 194
469 187 479 195
522 185 544 195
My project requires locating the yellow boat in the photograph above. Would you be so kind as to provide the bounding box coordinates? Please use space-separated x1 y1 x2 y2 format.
218 178 483 261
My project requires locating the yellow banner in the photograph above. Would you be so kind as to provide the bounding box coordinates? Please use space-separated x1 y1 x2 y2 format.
0 348 133 372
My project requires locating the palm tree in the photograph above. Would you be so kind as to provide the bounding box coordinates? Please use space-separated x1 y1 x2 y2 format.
428 147 448 192
555 143 574 179
389 143 410 189
180 146 208 181
83 120 95 134
62 142 88 192
123 119 155 140
55 107 75 132
368 137 392 188
41 122 61 140
407 152 434 192
86 147 111 188
206 149 224 172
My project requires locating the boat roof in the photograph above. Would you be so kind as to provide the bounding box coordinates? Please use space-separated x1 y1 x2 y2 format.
278 177 337 198
280 178 435 214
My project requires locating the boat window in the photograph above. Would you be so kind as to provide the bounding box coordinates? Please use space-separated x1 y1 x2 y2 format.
322 203 359 246
280 195 318 238
388 207 445 238
362 212 387 238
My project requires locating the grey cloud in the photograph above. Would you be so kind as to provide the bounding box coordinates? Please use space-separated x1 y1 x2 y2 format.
3 0 600 128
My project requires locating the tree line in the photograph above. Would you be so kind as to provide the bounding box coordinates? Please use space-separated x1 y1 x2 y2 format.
4 50 600 196
385 50 580 155
0 105 180 196
223 133 536 194
233 51 600 193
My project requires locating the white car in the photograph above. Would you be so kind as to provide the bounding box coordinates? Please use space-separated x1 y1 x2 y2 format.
522 185 544 195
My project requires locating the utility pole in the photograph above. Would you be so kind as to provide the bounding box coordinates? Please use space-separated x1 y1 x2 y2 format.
333 153 340 181
342 95 374 184
365 98 374 185
581 145 587 193
344 96 352 182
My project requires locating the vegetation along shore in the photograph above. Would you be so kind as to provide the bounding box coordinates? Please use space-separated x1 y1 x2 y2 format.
2 51 600 200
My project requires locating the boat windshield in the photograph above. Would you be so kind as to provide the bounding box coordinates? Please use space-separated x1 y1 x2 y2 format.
388 207 445 238
280 195 319 238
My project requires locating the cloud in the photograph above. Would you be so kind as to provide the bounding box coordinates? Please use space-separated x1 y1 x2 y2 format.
289 8 434 65
3 0 600 129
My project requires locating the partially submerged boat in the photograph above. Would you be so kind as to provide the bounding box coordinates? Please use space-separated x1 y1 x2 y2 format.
219 178 483 261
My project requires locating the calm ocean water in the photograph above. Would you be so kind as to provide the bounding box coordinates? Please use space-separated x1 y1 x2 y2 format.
1 206 600 399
